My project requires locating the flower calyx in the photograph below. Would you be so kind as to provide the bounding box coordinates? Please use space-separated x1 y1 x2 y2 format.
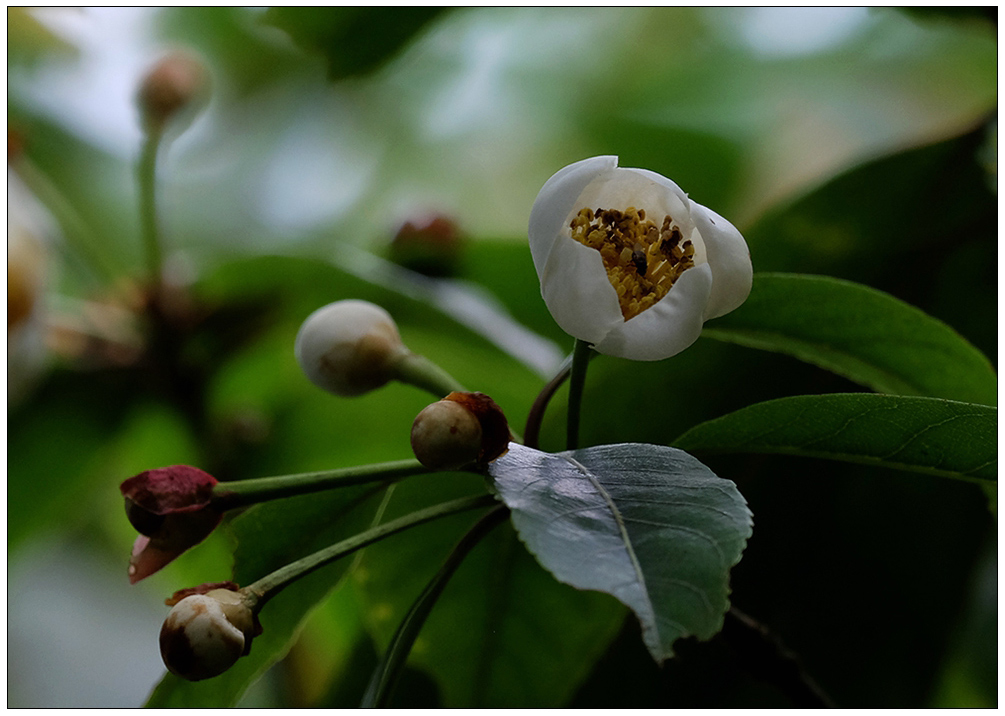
528 155 752 361
411 391 511 471
120 465 223 584
160 583 262 681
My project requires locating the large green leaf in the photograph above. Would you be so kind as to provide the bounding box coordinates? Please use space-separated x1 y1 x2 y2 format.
674 394 996 483
144 484 385 707
703 273 997 406
352 472 624 707
487 443 752 664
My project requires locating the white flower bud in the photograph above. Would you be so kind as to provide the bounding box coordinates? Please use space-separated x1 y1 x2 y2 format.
295 300 410 397
159 588 256 681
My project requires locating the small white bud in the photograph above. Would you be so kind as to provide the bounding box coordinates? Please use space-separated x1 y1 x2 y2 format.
159 588 256 681
294 300 410 397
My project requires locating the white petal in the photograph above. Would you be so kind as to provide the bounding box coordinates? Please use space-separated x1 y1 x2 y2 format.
690 203 752 320
620 167 692 224
528 155 618 277
594 264 713 361
539 236 625 346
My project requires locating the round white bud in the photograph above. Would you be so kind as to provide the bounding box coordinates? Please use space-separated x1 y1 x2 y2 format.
159 589 255 681
294 300 409 397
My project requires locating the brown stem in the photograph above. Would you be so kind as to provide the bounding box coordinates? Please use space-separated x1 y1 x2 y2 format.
523 354 573 450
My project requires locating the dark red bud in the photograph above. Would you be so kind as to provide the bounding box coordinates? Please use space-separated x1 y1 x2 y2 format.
121 465 218 514
120 465 223 583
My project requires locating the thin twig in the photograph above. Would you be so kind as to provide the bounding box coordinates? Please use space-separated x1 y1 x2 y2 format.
723 606 836 708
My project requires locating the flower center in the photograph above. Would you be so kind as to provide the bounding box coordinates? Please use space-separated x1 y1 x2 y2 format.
569 206 695 321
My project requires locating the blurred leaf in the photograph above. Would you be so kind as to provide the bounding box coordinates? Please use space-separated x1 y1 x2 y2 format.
8 368 144 549
263 7 446 79
145 483 385 706
199 253 547 472
674 394 997 483
353 472 625 707
489 443 753 664
157 8 308 96
928 546 997 707
704 273 997 406
7 7 76 66
897 7 997 27
743 127 996 363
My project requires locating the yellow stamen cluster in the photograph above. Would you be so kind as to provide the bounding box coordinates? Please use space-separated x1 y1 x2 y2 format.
569 206 695 320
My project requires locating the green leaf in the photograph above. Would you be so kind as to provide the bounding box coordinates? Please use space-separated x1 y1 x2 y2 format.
674 394 997 483
704 273 996 406
352 472 624 707
145 484 385 707
487 443 753 664
263 7 445 79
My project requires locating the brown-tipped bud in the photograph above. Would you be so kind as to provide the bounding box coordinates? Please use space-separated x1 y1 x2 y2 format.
159 587 259 681
294 300 410 397
137 50 209 133
410 391 510 471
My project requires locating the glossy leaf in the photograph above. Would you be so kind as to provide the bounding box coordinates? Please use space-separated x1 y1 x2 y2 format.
703 273 997 405
488 443 753 664
674 394 997 483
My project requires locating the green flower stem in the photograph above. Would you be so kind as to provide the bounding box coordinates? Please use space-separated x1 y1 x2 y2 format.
566 339 593 450
211 460 429 510
138 127 165 286
390 352 525 444
392 351 467 397
242 493 498 610
362 504 509 708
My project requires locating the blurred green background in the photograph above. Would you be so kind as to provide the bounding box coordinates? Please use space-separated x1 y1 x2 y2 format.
7 7 996 707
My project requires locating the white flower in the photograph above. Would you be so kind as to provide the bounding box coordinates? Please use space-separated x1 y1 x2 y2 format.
528 156 752 361
295 300 410 396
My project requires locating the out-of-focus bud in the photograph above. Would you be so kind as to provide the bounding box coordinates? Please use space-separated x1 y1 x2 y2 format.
389 213 463 277
160 586 260 681
411 391 510 470
295 299 411 397
120 465 223 583
137 50 210 134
